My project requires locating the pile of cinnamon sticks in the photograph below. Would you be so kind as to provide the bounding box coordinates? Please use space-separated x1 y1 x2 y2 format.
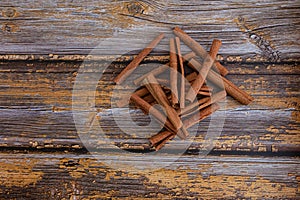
113 27 254 151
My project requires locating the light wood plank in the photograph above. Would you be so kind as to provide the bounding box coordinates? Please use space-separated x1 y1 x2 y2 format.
0 0 299 60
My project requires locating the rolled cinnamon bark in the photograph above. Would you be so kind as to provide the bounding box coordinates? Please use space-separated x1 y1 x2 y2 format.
131 94 186 137
186 58 254 105
175 37 186 109
114 33 165 84
186 39 222 102
169 38 179 107
150 103 220 150
173 27 228 76
142 74 183 130
180 90 226 117
182 103 220 129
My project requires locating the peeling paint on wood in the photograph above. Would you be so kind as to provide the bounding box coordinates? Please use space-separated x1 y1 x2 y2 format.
0 159 43 187
0 153 298 199
0 1 299 198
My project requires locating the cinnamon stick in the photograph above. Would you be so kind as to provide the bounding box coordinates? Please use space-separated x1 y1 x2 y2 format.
117 72 212 108
180 90 226 117
200 85 213 92
149 130 173 147
173 27 228 76
183 52 228 77
134 51 196 86
175 37 185 109
187 58 254 105
182 103 220 129
116 87 150 108
169 38 179 107
134 63 169 85
131 94 184 137
142 74 183 131
114 33 165 84
158 76 212 93
150 103 220 149
143 87 210 107
198 91 212 97
154 133 175 151
186 39 222 102
183 52 196 61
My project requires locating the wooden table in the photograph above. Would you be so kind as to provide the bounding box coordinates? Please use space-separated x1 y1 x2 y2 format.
0 1 299 199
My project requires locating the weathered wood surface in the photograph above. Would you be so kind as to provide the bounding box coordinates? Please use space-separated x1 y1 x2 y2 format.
0 0 300 199
0 153 299 199
0 61 299 154
0 61 299 110
0 0 299 61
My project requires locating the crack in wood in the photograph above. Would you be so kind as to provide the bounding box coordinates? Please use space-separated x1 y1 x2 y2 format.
236 16 281 62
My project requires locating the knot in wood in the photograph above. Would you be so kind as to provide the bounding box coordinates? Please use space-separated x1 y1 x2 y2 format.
2 23 19 33
126 1 145 16
2 7 17 18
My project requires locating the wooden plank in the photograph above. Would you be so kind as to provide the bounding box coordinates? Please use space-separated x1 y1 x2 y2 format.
0 0 299 61
1 60 299 74
0 108 299 154
0 61 299 110
0 74 298 110
0 61 298 153
0 153 298 199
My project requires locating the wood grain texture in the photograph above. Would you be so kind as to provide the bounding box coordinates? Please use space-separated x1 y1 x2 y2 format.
0 153 299 199
0 108 299 154
0 61 299 154
0 61 299 110
0 0 299 61
0 1 299 198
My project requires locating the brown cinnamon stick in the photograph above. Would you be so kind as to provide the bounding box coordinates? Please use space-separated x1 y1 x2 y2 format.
187 58 254 105
152 131 175 151
149 130 173 147
175 37 185 109
143 87 210 107
173 27 228 76
198 91 212 97
186 39 222 102
134 51 196 86
183 52 196 61
150 103 220 150
142 74 183 131
134 63 169 85
169 38 179 107
200 85 213 92
182 103 220 129
158 77 212 93
180 90 226 117
117 72 212 108
114 33 165 84
154 134 175 151
131 94 186 138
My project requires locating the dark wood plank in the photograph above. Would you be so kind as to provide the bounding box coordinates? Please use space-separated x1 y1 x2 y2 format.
1 60 299 74
0 108 299 154
0 153 299 199
0 0 299 61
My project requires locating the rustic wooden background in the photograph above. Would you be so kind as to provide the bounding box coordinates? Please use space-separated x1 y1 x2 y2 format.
0 0 299 199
